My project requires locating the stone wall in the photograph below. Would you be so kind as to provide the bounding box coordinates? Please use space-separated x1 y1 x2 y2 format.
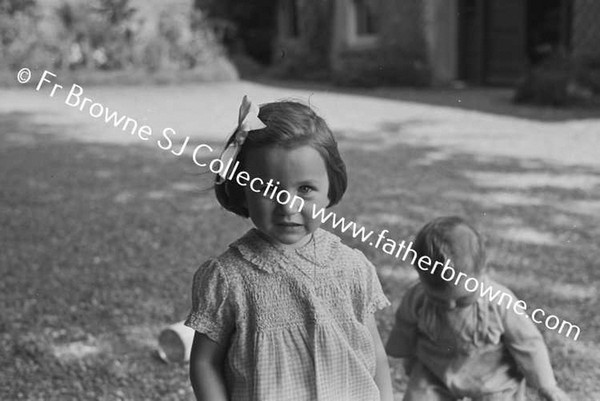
331 0 431 86
273 0 334 80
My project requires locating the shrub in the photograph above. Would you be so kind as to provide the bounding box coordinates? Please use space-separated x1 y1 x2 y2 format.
576 54 600 95
0 0 36 15
513 52 598 106
0 1 41 70
0 0 238 85
138 9 230 74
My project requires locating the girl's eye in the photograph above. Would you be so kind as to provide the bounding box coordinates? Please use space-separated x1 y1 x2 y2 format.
298 185 313 194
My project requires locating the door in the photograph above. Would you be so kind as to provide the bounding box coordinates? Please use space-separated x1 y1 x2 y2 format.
459 0 528 85
485 0 528 84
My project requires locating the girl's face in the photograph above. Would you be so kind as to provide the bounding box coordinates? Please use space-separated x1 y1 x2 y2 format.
243 145 330 248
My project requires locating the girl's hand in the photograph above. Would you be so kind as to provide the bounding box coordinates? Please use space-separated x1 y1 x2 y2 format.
539 386 570 401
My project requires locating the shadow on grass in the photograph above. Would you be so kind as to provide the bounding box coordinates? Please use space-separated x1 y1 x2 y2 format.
336 123 600 398
1 112 599 399
0 111 251 400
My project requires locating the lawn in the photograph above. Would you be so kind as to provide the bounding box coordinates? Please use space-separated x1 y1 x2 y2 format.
1 87 599 400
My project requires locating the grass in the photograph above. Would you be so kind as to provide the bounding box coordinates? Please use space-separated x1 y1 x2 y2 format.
1 96 599 400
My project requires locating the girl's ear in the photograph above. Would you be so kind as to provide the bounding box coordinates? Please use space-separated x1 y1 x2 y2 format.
239 186 249 216
242 192 248 210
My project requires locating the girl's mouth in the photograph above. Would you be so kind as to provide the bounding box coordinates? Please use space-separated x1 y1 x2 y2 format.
277 222 303 227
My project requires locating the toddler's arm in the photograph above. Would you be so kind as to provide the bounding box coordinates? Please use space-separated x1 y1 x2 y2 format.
385 283 420 360
502 295 570 401
538 386 571 401
366 314 394 401
189 332 229 401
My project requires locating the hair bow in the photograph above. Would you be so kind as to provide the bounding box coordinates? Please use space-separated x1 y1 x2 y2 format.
216 96 266 183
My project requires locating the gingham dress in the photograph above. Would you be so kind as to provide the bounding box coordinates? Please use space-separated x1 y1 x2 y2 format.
185 228 390 401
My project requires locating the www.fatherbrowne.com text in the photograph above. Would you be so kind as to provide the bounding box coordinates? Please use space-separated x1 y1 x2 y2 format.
21 68 582 342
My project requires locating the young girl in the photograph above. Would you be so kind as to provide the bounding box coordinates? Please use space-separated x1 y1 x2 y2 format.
386 216 570 401
184 97 393 401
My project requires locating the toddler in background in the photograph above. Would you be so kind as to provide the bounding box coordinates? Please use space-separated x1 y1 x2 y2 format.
386 216 570 401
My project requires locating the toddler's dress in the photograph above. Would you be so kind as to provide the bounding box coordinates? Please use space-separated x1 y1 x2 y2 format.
386 279 559 401
185 228 390 401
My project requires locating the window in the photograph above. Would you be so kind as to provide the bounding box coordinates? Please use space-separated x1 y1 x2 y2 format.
354 0 379 36
347 0 379 47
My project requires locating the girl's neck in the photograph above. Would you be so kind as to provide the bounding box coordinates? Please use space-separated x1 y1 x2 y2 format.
254 228 314 250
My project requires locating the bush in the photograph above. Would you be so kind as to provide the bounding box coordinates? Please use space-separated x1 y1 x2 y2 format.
513 52 598 106
0 0 36 15
576 54 600 95
0 0 238 86
0 2 41 70
139 10 226 72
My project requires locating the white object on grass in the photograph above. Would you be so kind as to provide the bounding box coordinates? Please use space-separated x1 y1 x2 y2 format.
157 320 195 363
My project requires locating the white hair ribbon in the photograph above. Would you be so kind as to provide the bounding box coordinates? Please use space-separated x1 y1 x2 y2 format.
216 95 266 183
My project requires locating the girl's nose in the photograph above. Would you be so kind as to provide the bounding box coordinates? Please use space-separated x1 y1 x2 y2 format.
275 192 301 215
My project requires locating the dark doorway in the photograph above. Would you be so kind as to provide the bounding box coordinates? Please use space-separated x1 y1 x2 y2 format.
458 0 572 85
527 0 571 64
458 0 527 85
458 0 486 84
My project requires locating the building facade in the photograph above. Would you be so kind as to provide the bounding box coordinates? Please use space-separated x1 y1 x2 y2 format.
275 0 600 86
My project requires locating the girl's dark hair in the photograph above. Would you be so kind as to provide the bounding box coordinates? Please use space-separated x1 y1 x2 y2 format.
413 216 486 289
215 101 347 217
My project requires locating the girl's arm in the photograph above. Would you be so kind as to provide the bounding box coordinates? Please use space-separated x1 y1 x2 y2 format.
189 332 229 401
366 314 394 401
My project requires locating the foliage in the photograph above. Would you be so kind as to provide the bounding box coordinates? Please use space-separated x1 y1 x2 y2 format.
576 54 600 95
0 0 36 15
93 0 137 26
194 0 277 64
0 0 41 70
141 10 224 72
514 52 599 106
0 0 237 84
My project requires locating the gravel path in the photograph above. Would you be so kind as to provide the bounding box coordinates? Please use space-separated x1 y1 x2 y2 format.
2 80 599 168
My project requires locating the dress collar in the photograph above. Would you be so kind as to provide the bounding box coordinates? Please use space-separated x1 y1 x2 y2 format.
230 228 341 273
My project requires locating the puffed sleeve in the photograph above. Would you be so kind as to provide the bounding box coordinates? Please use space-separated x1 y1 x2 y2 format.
501 291 558 391
385 282 421 358
356 250 391 314
184 259 235 345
